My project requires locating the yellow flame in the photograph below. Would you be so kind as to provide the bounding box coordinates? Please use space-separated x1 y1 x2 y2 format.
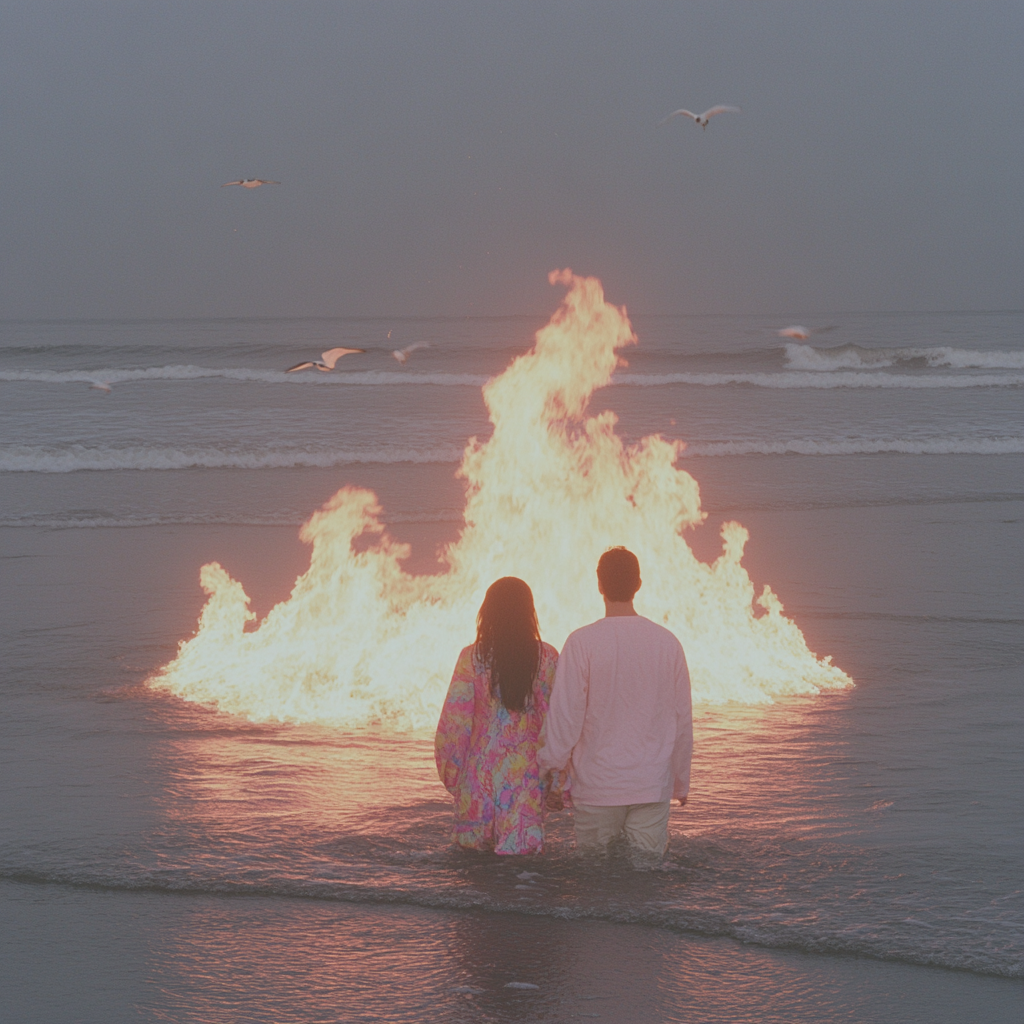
150 271 851 728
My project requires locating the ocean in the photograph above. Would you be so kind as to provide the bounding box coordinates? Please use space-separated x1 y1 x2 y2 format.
1 302 1021 1022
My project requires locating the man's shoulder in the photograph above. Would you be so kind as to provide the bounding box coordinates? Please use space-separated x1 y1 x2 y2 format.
565 616 683 649
635 616 685 646
563 618 607 646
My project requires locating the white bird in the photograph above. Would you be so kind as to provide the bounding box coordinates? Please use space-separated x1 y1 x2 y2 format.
89 381 112 393
777 325 837 340
222 179 281 188
392 343 428 365
661 105 740 130
286 347 365 372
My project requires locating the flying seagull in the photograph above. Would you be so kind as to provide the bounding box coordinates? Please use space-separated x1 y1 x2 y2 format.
286 347 366 373
777 325 838 340
89 380 112 393
392 343 428 365
222 179 281 188
661 105 740 129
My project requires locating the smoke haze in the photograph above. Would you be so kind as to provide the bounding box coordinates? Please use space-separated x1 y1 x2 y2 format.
0 1 1021 317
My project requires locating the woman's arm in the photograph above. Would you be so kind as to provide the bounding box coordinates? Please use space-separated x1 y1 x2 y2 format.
434 647 476 794
536 644 571 809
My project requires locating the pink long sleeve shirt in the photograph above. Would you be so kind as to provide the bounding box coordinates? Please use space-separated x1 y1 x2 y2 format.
537 616 692 806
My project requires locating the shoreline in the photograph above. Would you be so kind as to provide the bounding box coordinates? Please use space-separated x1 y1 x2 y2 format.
3 880 1020 1024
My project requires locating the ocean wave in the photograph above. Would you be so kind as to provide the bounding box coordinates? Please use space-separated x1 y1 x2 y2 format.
617 370 1023 389
0 444 465 473
2 866 1018 979
0 511 465 529
3 364 1022 390
0 366 489 387
680 438 1024 456
784 343 1024 371
3 437 1019 473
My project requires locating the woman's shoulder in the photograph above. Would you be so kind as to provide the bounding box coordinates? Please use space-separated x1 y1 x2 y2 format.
537 641 559 680
453 644 482 677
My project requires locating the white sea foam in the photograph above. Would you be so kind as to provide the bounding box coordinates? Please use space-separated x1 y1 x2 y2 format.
616 371 1023 389
681 438 1024 457
785 343 1024 371
0 511 464 529
4 437 1019 473
0 444 465 473
2 365 1021 389
0 366 489 387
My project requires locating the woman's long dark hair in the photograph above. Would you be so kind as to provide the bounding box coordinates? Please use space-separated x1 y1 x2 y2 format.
475 577 541 713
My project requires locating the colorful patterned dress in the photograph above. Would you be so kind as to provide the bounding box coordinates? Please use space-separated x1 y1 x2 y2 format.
435 642 560 855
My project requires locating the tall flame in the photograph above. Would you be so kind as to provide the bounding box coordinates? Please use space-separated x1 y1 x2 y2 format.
150 271 851 727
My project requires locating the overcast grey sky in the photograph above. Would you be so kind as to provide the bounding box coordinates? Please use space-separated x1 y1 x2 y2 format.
1 2 1021 318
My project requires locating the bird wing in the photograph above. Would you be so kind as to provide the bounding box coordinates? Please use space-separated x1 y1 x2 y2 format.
320 347 366 368
392 351 407 363
222 181 244 187
701 106 741 119
259 180 281 185
286 361 316 372
660 109 697 124
400 343 429 356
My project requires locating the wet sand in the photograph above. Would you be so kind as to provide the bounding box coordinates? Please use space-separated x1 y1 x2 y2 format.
2 879 1020 1024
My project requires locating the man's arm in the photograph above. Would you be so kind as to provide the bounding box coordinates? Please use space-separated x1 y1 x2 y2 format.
537 634 589 774
671 645 693 801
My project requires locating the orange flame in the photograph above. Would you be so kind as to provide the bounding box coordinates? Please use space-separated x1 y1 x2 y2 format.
150 271 851 727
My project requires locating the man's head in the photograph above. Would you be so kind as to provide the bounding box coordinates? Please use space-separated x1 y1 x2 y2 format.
597 547 641 602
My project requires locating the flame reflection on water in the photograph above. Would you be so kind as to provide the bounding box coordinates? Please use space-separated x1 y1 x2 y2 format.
123 687 1016 1024
151 695 861 857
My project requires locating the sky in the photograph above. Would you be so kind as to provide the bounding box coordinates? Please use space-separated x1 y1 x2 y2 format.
0 1 1021 319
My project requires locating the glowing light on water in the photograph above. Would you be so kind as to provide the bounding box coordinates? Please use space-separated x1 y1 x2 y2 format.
149 270 851 727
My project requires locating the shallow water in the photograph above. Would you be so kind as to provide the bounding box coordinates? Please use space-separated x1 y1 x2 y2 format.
0 310 1021 1019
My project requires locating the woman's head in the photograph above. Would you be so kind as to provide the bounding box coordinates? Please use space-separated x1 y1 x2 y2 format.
475 577 541 713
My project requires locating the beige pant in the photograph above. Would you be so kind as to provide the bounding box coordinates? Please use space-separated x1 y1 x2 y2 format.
572 800 672 854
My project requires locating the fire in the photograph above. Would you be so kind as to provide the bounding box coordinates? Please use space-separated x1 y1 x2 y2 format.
150 270 851 727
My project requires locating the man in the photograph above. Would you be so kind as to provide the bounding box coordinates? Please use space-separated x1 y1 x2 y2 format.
538 547 692 854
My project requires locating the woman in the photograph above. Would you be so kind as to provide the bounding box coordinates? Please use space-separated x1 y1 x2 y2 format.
435 577 563 854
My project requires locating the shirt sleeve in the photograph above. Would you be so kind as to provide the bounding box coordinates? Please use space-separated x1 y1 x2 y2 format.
532 643 557 719
434 647 476 794
672 644 694 799
537 632 589 774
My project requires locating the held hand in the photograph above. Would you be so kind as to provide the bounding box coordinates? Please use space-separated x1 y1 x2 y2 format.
543 770 565 811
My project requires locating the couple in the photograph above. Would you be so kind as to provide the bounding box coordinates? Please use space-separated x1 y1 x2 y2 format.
435 547 693 857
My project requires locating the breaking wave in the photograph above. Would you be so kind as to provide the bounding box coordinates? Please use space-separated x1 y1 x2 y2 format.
1 864 1018 979
0 444 465 473
784 343 1024 372
2 365 1022 390
0 366 489 387
0 511 464 529
618 371 1023 389
681 438 1024 457
4 437 1020 473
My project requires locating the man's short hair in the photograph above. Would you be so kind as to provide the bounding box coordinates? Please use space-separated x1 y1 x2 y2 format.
597 547 641 602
